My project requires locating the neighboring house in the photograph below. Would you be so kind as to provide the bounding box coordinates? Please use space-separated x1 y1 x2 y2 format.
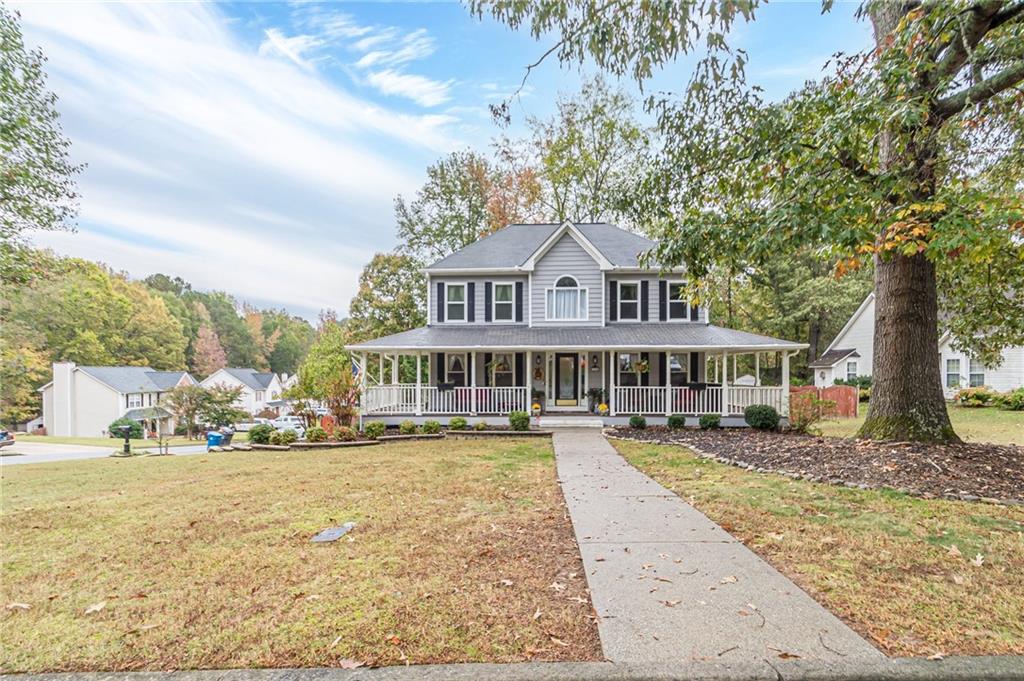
200 367 284 416
346 222 807 426
811 292 1024 397
39 363 197 438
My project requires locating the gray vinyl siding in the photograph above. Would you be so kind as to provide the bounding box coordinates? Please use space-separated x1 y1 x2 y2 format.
531 234 602 326
607 277 709 324
428 275 527 326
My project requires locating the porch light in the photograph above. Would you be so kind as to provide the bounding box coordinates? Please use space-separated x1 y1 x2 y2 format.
591 353 600 370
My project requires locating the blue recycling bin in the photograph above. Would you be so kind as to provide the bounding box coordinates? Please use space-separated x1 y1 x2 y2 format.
206 431 224 450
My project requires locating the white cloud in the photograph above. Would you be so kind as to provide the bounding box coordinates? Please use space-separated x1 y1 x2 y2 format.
258 28 322 70
365 70 453 107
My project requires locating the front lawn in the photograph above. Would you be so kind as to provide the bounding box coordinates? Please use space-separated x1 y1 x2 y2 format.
818 404 1024 445
616 440 1024 657
0 439 599 672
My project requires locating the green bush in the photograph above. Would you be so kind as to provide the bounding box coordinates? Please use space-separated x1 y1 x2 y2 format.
474 421 488 431
995 387 1024 411
858 387 871 403
834 375 872 390
955 386 999 407
399 420 418 435
249 423 274 444
449 416 468 430
666 414 686 429
744 404 780 430
334 426 356 441
305 426 327 442
363 421 386 439
268 430 285 446
698 413 720 430
278 428 298 445
509 410 530 431
422 420 441 434
108 417 142 439
629 415 647 429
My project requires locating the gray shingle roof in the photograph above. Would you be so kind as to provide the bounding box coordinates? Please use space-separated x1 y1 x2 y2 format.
346 324 806 351
808 348 859 368
425 223 658 271
220 367 276 390
78 367 194 394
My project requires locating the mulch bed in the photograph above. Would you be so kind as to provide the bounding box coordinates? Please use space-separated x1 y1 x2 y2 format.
609 426 1024 505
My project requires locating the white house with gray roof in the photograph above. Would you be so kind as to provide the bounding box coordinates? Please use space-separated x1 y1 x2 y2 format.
200 367 284 416
39 362 197 438
346 222 807 426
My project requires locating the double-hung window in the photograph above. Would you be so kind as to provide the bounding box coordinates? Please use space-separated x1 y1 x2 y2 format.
670 353 689 386
493 283 513 321
945 358 961 388
969 358 985 387
127 394 142 408
667 283 688 320
618 282 639 321
445 284 466 322
491 353 514 387
446 354 467 387
546 276 587 321
617 352 639 387
846 361 858 382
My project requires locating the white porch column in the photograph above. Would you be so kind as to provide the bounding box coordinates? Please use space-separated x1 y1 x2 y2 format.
358 352 367 430
721 350 730 417
415 353 423 416
601 351 606 413
470 351 477 415
733 354 738 383
664 350 671 416
391 354 399 385
378 354 384 384
782 350 791 416
610 352 617 416
755 352 761 386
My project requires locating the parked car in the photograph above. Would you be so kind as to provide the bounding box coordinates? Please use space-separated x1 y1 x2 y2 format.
233 417 272 432
271 415 306 438
0 429 13 449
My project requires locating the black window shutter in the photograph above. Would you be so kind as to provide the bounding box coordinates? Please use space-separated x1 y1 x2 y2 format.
690 303 699 322
483 353 492 387
608 280 618 321
436 353 445 382
436 282 445 322
467 354 473 385
515 352 525 387
658 281 667 321
659 352 667 386
467 282 476 322
641 352 650 386
689 353 699 381
484 282 492 322
640 280 650 321
515 282 523 322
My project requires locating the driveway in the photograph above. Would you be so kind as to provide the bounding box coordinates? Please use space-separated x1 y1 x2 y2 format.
1 442 208 466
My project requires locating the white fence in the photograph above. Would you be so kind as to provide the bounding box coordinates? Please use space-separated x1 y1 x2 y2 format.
612 385 785 415
362 385 528 415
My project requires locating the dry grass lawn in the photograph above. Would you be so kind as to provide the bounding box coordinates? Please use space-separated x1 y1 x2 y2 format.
1 439 600 673
818 405 1024 445
615 440 1024 658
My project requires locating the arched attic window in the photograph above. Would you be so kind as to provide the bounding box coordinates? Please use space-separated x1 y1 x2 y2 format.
546 275 588 321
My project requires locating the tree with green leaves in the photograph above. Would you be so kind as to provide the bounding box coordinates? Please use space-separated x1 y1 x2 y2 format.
290 317 360 427
0 6 82 279
161 384 207 439
199 383 246 426
346 253 426 344
475 0 1024 443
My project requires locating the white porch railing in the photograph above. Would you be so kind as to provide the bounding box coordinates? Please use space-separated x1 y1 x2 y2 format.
726 386 786 415
362 385 528 416
612 385 785 415
615 386 667 414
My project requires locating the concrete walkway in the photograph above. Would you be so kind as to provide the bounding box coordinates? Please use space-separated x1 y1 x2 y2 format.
553 429 882 667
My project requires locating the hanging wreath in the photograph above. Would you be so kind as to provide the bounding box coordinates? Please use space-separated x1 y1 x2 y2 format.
635 359 650 374
533 367 544 381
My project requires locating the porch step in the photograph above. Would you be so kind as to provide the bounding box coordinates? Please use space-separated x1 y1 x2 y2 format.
538 416 604 428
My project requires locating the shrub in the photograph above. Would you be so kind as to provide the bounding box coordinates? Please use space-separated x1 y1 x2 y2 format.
399 420 417 435
698 413 720 430
955 386 999 408
996 387 1024 411
449 416 468 430
744 404 780 430
108 417 142 439
834 375 872 390
278 428 298 445
858 387 871 403
334 426 356 441
629 415 647 429
788 394 836 435
666 414 686 429
422 420 441 434
305 426 327 442
268 430 285 446
474 421 488 431
509 410 530 431
249 423 274 444
363 421 386 439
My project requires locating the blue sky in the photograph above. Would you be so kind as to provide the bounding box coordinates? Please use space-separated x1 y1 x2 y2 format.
16 1 872 320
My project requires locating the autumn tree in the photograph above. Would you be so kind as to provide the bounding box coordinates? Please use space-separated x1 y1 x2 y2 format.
291 318 360 427
475 0 1024 443
161 384 207 439
199 384 246 425
192 325 227 377
346 253 426 344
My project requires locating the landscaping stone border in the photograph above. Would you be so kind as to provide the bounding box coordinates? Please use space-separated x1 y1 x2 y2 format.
249 444 291 451
446 429 552 439
376 433 445 442
604 429 1024 508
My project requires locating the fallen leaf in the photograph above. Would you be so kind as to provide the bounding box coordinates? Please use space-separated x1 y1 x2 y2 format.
6 603 30 611
778 652 800 660
549 635 569 647
550 582 565 592
928 653 945 661
947 544 962 558
660 600 682 608
386 635 401 645
970 554 984 567
330 635 343 648
533 607 542 621
720 575 738 584
337 659 364 669
654 576 673 583
952 574 965 585
84 601 106 615
499 579 514 587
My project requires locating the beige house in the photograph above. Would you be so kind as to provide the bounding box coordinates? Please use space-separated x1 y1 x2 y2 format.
39 362 197 438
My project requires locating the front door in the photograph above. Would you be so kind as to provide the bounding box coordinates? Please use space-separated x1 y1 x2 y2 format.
554 353 579 406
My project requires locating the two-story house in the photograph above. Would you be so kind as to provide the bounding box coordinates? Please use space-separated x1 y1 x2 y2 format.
200 367 285 416
346 222 807 426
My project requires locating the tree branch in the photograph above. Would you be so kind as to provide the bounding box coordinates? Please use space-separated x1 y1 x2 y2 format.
931 0 1004 84
991 0 1024 27
934 58 1024 117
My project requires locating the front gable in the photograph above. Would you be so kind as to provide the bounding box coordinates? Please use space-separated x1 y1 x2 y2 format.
530 232 603 326
522 222 613 272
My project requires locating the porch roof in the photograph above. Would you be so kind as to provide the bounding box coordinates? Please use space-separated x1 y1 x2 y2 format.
346 324 807 353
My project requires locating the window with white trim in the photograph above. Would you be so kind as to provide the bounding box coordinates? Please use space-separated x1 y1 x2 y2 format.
493 283 513 321
545 276 588 321
255 391 265 402
446 354 467 387
127 393 142 408
667 283 688 320
969 358 985 387
670 353 689 386
845 361 858 381
491 353 514 387
618 282 639 321
617 352 639 387
445 284 465 322
945 358 961 388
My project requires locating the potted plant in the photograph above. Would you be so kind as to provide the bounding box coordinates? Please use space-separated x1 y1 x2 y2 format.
586 387 606 413
531 389 545 413
597 402 610 416
531 402 542 416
